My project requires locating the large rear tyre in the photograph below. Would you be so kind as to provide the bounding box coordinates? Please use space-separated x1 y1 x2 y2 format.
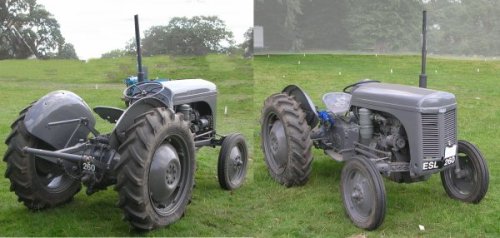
115 108 195 230
440 140 489 203
261 93 313 187
217 133 248 190
341 156 386 230
3 105 81 210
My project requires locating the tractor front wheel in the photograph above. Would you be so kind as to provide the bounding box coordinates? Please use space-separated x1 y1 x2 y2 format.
440 140 489 203
217 133 248 190
341 156 386 230
115 108 195 230
261 93 313 187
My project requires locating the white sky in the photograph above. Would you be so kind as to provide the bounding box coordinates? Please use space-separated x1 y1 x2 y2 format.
37 0 253 60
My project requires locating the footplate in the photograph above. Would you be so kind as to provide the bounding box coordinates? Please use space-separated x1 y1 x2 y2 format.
389 162 410 172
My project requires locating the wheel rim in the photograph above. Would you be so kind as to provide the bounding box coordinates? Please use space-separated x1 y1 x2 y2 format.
148 136 189 215
344 167 374 221
33 142 75 193
444 153 476 196
263 114 288 174
226 144 245 185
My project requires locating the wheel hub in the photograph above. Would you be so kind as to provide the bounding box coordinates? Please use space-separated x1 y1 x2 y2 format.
230 147 243 170
351 185 364 204
227 146 244 182
450 155 474 194
348 172 372 216
149 143 181 204
269 120 288 168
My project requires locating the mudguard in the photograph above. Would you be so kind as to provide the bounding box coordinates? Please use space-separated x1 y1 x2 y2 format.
24 90 95 149
110 96 170 148
282 85 319 128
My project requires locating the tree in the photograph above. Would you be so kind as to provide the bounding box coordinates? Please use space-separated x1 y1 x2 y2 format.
255 0 423 53
277 0 304 50
101 49 130 59
425 0 500 56
141 16 234 56
344 0 423 52
241 27 253 58
299 0 350 51
141 25 168 56
255 0 499 56
56 43 78 59
0 0 74 59
255 0 303 51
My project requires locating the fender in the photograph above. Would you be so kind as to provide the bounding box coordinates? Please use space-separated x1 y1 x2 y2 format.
282 85 319 128
24 90 95 149
110 96 171 147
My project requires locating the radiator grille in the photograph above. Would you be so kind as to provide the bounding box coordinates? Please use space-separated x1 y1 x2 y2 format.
422 113 440 158
421 109 457 158
444 109 457 143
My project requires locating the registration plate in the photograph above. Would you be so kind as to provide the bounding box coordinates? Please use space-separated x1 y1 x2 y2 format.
444 144 457 159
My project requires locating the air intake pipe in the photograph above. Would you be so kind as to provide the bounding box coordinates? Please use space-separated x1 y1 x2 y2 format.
359 108 373 145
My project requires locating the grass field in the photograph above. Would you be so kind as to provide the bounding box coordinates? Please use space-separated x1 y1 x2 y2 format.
0 54 498 237
253 54 500 237
0 55 256 236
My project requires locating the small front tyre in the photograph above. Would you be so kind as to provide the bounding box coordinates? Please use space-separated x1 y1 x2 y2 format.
217 133 248 190
341 156 386 230
440 140 489 203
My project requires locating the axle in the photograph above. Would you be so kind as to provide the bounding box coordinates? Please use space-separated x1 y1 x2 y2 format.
23 146 93 163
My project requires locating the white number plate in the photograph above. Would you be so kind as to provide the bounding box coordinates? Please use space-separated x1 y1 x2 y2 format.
444 144 457 159
83 162 95 172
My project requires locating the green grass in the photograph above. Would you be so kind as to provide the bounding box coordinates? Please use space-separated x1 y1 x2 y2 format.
253 54 500 237
0 54 499 237
0 54 256 236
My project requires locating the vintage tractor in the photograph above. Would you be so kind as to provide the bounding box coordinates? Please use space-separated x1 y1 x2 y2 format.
3 15 248 230
259 11 489 230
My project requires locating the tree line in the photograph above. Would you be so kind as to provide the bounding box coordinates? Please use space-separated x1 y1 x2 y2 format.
1 0 251 60
102 16 252 59
255 0 500 56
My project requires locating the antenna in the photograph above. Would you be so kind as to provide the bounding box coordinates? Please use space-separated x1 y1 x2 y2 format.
419 10 427 88
134 14 145 83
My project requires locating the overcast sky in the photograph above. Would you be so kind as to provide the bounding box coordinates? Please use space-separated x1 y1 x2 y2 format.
37 0 253 60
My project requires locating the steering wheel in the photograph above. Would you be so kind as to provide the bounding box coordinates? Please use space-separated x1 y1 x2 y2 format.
123 81 165 103
342 80 380 93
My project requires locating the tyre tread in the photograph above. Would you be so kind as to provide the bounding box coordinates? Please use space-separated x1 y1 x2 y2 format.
341 157 386 230
440 140 489 203
3 106 80 210
115 107 195 230
261 93 313 187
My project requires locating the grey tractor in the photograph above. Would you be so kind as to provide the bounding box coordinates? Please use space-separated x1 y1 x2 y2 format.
4 79 248 230
3 15 248 231
260 81 488 230
259 11 489 230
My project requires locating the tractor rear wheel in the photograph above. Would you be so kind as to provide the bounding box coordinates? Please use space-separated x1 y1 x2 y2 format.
3 105 81 210
341 156 386 230
115 108 195 230
440 140 489 203
261 93 313 187
217 133 248 190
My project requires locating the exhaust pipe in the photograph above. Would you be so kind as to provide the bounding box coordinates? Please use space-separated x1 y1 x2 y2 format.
134 14 145 83
419 10 427 88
